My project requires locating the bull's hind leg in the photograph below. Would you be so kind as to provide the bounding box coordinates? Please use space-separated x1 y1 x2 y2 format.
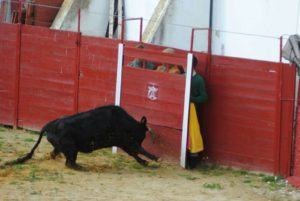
50 148 61 159
47 135 62 160
64 149 79 169
59 138 82 170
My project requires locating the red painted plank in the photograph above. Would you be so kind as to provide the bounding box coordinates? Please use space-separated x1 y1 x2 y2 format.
78 35 118 111
0 23 17 126
17 25 77 130
204 55 286 173
124 46 187 67
121 67 185 129
208 149 274 172
81 35 120 47
143 125 182 161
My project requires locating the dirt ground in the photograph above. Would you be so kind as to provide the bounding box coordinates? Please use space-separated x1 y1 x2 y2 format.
1 127 300 201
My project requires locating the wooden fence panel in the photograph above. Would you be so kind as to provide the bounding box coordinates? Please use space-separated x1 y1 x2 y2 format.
0 23 18 126
18 26 77 130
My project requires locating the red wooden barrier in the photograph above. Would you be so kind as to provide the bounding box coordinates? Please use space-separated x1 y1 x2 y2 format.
288 76 300 187
0 23 18 126
78 36 119 112
0 23 296 176
278 65 296 177
17 26 77 130
205 56 295 174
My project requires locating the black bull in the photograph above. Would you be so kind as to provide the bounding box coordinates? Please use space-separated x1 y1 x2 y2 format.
4 105 159 169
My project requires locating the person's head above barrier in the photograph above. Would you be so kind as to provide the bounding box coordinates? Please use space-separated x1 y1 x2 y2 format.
135 44 144 49
162 47 176 54
156 48 183 74
127 44 156 70
192 56 198 69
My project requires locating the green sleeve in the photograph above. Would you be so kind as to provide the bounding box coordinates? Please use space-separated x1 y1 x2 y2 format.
146 62 156 70
190 74 208 104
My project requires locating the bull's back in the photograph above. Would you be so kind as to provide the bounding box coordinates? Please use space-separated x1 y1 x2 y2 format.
44 105 139 141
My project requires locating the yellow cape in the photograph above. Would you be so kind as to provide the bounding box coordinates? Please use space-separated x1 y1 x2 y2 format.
188 103 204 153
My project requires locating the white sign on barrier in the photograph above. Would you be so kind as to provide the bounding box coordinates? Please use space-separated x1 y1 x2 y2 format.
147 83 158 101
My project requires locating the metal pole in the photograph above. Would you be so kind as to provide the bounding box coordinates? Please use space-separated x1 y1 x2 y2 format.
280 36 283 63
77 8 81 33
190 28 195 52
122 17 143 43
121 18 125 43
189 28 209 53
139 17 143 44
274 58 283 175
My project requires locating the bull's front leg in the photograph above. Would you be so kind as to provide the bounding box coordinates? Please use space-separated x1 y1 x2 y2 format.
138 147 159 162
122 146 148 166
132 155 149 166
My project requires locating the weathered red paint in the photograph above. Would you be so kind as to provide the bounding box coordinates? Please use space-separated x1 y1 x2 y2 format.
0 23 296 177
288 78 300 186
204 55 295 174
279 65 296 177
74 9 81 114
13 22 21 128
121 67 185 129
18 26 77 130
0 23 18 125
78 36 119 112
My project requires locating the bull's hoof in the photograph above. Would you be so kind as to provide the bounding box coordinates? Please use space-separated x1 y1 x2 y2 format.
156 157 162 162
50 152 63 160
138 160 148 166
142 161 149 166
66 163 86 171
147 161 161 168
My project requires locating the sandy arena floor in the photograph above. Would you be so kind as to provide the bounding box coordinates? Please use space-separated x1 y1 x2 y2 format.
1 127 300 201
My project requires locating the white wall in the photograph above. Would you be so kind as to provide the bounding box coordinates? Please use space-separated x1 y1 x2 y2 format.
212 0 300 62
124 0 159 41
0 0 11 22
52 0 300 62
152 0 210 52
124 0 211 52
58 0 110 37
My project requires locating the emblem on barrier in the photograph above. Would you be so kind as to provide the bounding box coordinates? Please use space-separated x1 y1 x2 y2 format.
147 83 158 101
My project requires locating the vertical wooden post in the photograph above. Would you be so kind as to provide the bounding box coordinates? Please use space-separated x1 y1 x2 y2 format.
113 43 124 154
13 1 22 128
74 8 81 113
274 62 283 175
180 53 193 168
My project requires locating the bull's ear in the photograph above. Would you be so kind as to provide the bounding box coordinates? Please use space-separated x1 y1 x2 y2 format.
140 116 147 125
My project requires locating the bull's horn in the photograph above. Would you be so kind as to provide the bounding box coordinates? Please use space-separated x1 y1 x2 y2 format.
148 127 157 144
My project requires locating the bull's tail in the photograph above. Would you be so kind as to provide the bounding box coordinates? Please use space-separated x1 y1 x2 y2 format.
1 127 47 168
